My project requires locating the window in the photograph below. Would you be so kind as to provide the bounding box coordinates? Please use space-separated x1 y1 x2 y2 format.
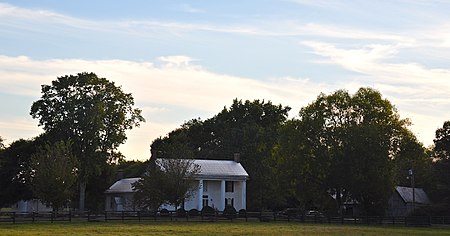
225 181 234 192
202 195 209 207
225 198 234 207
203 181 208 192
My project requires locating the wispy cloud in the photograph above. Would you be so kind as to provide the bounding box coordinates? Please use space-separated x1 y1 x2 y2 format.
0 55 328 159
302 40 450 146
179 4 204 13
0 2 422 41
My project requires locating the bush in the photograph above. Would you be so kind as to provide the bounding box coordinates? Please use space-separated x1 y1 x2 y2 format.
188 209 199 216
160 208 169 217
238 209 247 218
176 208 186 217
201 206 215 216
223 205 237 218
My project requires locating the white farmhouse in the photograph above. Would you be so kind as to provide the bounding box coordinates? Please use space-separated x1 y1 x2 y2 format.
105 159 249 212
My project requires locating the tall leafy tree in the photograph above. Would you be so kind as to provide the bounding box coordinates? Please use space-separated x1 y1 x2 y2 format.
392 130 432 189
151 99 290 210
275 119 333 213
30 72 145 211
431 121 450 213
0 139 35 208
293 88 409 215
30 141 78 211
434 121 450 161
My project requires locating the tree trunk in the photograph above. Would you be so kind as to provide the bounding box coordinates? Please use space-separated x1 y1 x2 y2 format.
79 181 86 213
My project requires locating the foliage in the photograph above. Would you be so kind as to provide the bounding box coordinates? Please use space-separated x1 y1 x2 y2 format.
133 158 200 210
392 130 432 189
116 159 149 178
434 121 450 161
151 99 290 211
430 121 450 213
0 139 36 208
30 141 78 211
281 88 411 215
0 136 5 150
30 72 145 211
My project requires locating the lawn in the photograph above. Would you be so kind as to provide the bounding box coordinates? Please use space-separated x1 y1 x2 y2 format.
0 221 449 236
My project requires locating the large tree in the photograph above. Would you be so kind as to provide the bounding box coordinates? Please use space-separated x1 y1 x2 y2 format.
290 88 410 215
434 121 450 161
0 139 35 208
151 99 291 210
30 141 78 211
430 121 450 213
30 72 145 211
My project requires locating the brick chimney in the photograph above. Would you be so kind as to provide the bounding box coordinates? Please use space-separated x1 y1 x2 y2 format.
233 153 240 163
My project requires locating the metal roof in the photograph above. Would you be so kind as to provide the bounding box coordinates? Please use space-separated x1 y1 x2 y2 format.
190 159 248 180
105 177 140 194
395 186 431 204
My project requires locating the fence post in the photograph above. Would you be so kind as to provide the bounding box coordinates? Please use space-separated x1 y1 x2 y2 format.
32 212 36 223
138 211 141 222
69 210 72 222
13 212 16 224
51 211 54 223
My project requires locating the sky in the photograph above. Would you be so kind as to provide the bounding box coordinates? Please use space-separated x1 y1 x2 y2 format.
1 0 450 160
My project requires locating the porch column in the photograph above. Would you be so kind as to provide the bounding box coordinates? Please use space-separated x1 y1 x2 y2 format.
220 180 225 211
198 179 203 210
241 180 246 210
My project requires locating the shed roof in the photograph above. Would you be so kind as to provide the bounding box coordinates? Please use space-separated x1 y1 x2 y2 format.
105 177 140 194
395 186 431 205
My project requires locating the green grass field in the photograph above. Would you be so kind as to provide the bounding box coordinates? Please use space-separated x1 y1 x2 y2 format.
0 221 449 236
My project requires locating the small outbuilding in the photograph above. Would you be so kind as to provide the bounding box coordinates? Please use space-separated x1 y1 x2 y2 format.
386 186 431 217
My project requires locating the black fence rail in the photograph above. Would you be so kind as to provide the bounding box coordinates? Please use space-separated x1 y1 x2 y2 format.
1 210 449 226
0 211 72 223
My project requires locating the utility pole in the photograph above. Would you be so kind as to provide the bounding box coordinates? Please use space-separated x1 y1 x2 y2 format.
409 168 415 212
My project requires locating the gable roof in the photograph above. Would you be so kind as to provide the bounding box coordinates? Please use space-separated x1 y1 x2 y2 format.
395 186 431 205
105 177 140 194
189 159 249 180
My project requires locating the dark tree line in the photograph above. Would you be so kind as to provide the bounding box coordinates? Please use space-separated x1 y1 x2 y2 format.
151 88 446 215
1 81 449 216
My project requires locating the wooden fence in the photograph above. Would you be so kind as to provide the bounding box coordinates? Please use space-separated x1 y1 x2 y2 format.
1 210 449 226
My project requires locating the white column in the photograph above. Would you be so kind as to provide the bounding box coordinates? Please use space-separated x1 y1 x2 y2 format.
220 180 225 211
198 179 203 210
241 181 246 210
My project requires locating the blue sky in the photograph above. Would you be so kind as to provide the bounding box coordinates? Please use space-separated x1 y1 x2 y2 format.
1 1 450 160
